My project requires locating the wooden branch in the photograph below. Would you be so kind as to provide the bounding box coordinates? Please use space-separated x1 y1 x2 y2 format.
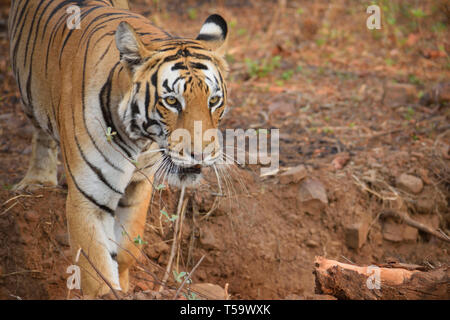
173 255 206 300
159 187 187 291
79 249 121 300
381 210 450 243
314 257 449 300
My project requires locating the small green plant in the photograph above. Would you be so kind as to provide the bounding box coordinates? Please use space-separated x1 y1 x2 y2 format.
322 127 334 134
155 184 166 191
432 22 447 33
385 58 395 66
404 107 415 120
225 53 235 63
244 55 282 78
184 292 198 300
237 28 247 36
410 8 425 18
105 127 117 142
187 8 197 20
173 270 190 284
133 235 148 245
408 74 422 86
281 69 294 81
161 209 178 222
296 8 304 15
315 38 326 46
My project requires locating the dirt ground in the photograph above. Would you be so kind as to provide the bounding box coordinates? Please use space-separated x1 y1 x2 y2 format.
0 0 449 300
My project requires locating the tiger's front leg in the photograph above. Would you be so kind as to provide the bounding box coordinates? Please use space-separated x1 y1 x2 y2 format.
114 178 153 292
66 180 123 298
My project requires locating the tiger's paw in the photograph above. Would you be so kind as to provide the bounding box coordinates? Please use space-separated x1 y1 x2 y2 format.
12 175 58 192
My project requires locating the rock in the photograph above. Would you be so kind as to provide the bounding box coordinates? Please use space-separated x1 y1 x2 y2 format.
344 221 369 249
24 211 39 223
415 197 434 214
331 152 350 170
306 240 319 248
298 178 328 205
55 233 70 247
134 281 151 292
190 283 228 300
419 82 450 106
383 82 417 107
134 292 148 300
146 240 170 260
199 226 223 251
396 173 423 194
402 225 419 242
382 218 418 242
268 100 296 119
382 219 404 242
279 165 307 184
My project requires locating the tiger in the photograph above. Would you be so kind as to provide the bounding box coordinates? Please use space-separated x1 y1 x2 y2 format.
8 0 229 297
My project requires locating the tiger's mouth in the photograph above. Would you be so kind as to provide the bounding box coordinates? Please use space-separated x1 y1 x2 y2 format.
161 156 204 187
169 164 202 175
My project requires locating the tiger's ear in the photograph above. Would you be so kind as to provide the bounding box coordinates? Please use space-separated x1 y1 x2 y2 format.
115 21 148 72
196 14 228 55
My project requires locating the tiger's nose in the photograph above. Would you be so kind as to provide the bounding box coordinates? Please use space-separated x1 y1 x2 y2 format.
190 152 203 162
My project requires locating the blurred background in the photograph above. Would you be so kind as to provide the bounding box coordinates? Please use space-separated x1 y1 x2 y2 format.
0 0 448 300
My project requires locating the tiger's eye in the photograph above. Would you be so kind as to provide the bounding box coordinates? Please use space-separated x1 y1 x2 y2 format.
209 96 220 106
165 97 177 105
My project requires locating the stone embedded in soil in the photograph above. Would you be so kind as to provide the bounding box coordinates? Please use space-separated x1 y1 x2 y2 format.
279 165 307 184
344 221 369 249
331 152 350 170
382 218 418 242
146 240 170 260
200 226 223 251
415 197 435 214
24 211 39 223
268 99 296 119
298 178 328 205
383 82 417 107
134 281 151 292
190 283 228 300
396 173 423 194
305 240 319 248
419 82 450 106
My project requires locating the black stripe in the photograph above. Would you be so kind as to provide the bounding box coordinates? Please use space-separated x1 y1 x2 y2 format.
62 144 115 216
171 62 188 70
190 62 208 70
81 21 124 173
99 62 135 158
74 135 124 195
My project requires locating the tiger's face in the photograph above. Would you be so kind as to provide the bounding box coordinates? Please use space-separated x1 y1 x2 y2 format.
116 15 229 187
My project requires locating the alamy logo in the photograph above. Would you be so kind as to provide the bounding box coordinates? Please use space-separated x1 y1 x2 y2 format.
366 265 381 290
366 5 381 30
66 248 81 290
66 5 81 30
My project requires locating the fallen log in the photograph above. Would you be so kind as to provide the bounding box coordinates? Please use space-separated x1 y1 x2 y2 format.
314 257 449 300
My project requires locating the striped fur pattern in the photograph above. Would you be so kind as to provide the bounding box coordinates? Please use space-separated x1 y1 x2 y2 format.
8 0 228 297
